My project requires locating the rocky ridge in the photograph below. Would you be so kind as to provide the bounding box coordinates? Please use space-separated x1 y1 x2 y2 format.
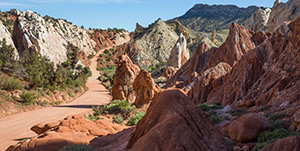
131 19 179 66
245 8 272 32
12 9 97 64
266 0 300 32
174 4 265 32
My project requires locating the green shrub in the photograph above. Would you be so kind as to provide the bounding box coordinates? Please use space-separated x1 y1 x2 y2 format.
87 54 94 59
104 49 109 54
207 110 221 124
3 77 23 91
92 105 107 116
257 128 290 143
226 108 247 117
198 102 223 111
257 106 269 112
126 111 146 126
112 114 123 125
209 102 223 109
99 54 103 57
252 142 269 151
268 113 286 122
106 58 111 61
85 115 101 122
20 91 35 105
59 144 93 151
198 104 209 111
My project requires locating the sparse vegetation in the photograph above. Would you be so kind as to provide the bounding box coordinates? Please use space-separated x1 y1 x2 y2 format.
226 108 247 117
126 111 145 126
257 106 269 112
59 144 93 151
112 114 124 125
207 110 221 124
85 114 101 121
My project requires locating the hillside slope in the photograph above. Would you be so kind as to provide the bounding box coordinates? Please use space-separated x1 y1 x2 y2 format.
173 4 264 32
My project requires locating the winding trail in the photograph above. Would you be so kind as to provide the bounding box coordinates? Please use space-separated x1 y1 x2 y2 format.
0 35 130 150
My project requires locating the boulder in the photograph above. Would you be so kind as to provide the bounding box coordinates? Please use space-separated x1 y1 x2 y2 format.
133 69 160 108
167 33 190 68
228 113 269 143
266 0 300 32
261 136 300 151
112 54 140 101
126 89 232 151
245 8 271 32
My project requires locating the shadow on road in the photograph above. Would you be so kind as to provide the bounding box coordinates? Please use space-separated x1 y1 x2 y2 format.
54 105 96 108
91 90 109 92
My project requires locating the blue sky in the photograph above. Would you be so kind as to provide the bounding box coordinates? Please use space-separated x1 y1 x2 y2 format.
0 0 288 31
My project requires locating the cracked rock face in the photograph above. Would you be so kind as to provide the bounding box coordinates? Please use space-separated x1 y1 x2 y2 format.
266 0 300 32
0 20 18 58
112 54 140 101
167 33 190 68
126 89 232 151
13 10 96 64
245 8 271 32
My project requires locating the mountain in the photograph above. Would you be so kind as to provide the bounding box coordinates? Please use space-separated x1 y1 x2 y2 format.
173 4 265 32
125 19 179 66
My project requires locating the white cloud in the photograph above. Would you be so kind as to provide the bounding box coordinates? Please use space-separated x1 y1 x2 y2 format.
0 2 27 6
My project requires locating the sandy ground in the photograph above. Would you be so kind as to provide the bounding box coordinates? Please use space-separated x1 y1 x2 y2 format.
0 34 130 150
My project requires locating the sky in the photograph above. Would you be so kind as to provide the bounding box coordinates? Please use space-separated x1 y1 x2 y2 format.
0 0 288 31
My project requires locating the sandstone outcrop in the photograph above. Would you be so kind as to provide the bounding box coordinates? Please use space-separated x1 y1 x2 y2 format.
161 66 178 79
165 42 217 89
228 113 269 143
167 33 190 68
203 22 268 71
187 62 232 104
0 20 18 58
133 70 160 108
211 29 216 40
133 19 179 66
166 19 189 39
261 136 300 151
12 10 97 64
165 22 269 90
245 8 271 32
126 89 232 151
135 22 143 31
206 17 300 111
112 54 140 101
7 115 128 151
266 0 300 32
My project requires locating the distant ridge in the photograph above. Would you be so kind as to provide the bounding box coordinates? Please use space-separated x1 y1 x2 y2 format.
173 4 266 32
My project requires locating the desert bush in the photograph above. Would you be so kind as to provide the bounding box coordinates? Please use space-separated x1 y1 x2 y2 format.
126 111 145 126
207 110 221 124
198 104 209 111
226 108 247 117
59 144 93 151
92 105 107 116
85 115 101 122
257 128 290 143
20 91 35 105
104 49 109 54
257 106 269 112
3 77 23 91
112 114 123 125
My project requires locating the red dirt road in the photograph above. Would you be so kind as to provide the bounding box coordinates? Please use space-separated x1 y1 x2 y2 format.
0 35 130 150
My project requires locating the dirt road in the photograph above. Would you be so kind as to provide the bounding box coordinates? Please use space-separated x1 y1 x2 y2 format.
0 35 129 150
